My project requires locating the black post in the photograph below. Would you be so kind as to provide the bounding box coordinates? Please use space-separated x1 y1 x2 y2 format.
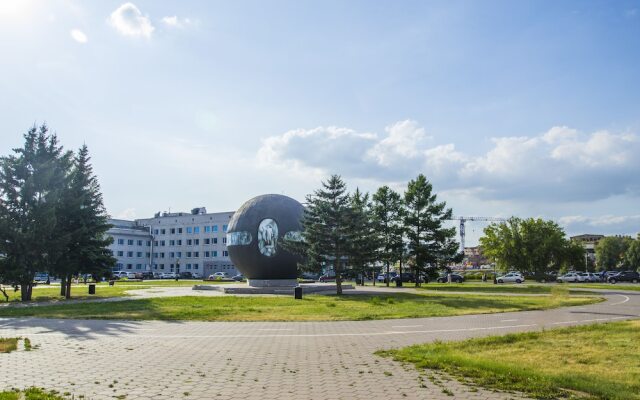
294 286 302 299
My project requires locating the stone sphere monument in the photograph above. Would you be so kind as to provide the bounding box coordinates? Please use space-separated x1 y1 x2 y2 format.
226 194 304 287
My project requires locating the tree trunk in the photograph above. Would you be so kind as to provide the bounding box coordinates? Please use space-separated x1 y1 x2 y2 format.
65 276 72 299
414 267 420 287
335 254 342 295
20 282 33 301
60 276 67 297
385 262 390 287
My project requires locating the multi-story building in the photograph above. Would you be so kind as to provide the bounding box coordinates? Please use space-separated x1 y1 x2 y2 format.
570 234 605 263
107 207 237 278
107 219 152 271
463 246 490 268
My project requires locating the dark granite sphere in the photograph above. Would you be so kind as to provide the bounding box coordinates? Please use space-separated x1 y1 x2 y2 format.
227 194 304 280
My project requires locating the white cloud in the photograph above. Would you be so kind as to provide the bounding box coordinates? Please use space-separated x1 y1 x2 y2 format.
161 15 191 28
257 122 640 202
560 214 640 227
70 29 88 44
108 3 154 38
115 208 136 220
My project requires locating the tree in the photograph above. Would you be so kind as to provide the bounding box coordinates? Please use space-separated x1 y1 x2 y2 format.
403 174 458 286
623 235 640 271
347 188 377 286
296 175 353 295
480 217 578 277
0 125 72 301
51 145 115 299
596 236 632 271
371 186 404 287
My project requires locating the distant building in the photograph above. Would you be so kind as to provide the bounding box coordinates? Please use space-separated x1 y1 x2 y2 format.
107 207 237 278
570 234 605 262
463 246 490 268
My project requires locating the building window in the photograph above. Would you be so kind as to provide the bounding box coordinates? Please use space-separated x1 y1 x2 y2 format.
186 264 192 270
137 252 142 257
212 225 218 232
161 229 166 235
176 251 182 257
146 252 150 258
127 251 133 257
153 252 158 258
160 264 165 270
154 241 158 246
127 264 133 269
205 251 210 257
170 252 175 258
194 264 199 269
117 239 124 245
204 238 210 245
223 224 228 232
160 240 166 246
194 252 199 257
223 251 228 257
177 240 182 245
187 227 193 234
213 251 218 257
194 239 200 245
204 226 211 233
137 240 143 246
153 264 157 270
136 264 142 269
213 238 218 244
222 237 227 244
186 239 192 246
147 241 151 246
178 228 183 234
160 252 165 258
154 229 159 235
186 252 192 258
116 263 123 269
169 240 175 246
194 227 200 234
117 251 124 257
170 228 175 234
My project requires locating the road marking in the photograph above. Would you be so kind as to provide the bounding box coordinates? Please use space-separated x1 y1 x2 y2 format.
257 328 294 331
391 325 423 328
552 320 579 325
500 319 518 322
610 295 630 306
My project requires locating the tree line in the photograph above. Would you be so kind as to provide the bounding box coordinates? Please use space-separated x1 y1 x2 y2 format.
0 125 114 301
285 174 461 294
595 235 640 271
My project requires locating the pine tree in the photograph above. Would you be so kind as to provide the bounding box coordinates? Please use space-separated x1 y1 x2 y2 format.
298 175 352 295
403 174 457 286
0 125 72 301
371 186 404 287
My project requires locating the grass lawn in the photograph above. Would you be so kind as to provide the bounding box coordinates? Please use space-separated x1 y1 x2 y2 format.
415 283 574 294
380 320 640 399
0 338 18 353
0 388 68 400
3 285 146 302
572 283 640 292
0 292 600 321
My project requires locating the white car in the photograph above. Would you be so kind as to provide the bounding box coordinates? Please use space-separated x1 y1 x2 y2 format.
557 272 584 283
160 272 177 279
496 272 525 283
113 271 136 279
208 272 230 280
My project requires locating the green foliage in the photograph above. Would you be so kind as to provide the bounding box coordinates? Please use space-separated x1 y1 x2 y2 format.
371 186 404 286
348 188 378 284
480 217 578 277
595 236 633 270
624 237 640 270
403 174 459 283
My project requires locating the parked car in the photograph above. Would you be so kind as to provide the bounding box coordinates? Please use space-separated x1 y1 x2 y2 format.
33 273 50 284
377 272 397 283
390 273 423 284
232 274 245 281
160 272 177 279
585 272 601 282
139 271 155 279
179 271 194 279
557 272 583 283
496 272 525 283
608 271 640 284
208 272 230 280
319 271 336 282
112 271 136 279
530 272 557 283
436 273 465 283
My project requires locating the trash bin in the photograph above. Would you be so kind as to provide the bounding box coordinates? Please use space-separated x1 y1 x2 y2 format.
109 280 115 286
396 279 402 287
88 283 96 295
294 286 303 299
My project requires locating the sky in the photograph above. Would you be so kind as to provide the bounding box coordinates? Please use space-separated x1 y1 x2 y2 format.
1 0 639 246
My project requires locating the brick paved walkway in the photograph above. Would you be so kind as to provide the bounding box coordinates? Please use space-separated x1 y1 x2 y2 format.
1 289 637 399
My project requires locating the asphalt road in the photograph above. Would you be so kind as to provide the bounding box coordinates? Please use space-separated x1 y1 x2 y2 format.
0 288 638 400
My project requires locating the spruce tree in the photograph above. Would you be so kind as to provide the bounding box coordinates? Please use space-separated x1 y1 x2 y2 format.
347 188 377 286
403 174 457 286
0 125 72 301
371 186 405 287
298 175 352 295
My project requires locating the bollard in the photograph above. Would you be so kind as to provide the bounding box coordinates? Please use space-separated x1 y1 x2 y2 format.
88 283 96 295
294 286 303 299
109 280 115 286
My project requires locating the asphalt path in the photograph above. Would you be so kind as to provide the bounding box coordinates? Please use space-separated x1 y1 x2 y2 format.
0 288 638 400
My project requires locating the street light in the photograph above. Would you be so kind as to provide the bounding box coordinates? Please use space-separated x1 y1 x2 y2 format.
175 258 180 281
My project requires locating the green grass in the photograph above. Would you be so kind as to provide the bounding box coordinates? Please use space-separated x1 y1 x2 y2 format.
0 338 18 353
571 283 640 292
0 292 601 321
380 320 640 399
4 284 146 302
415 283 571 294
0 388 70 400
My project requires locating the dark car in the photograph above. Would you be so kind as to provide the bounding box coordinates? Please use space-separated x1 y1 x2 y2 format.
140 271 155 280
390 273 422 284
319 271 336 282
436 273 464 283
607 271 640 284
232 274 245 281
179 271 194 279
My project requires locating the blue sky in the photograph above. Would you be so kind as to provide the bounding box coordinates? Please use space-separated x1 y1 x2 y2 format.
1 0 639 245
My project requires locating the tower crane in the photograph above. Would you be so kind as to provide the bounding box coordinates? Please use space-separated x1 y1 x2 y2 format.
446 216 510 252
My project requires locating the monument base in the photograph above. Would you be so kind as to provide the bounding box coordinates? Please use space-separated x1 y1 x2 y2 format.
247 279 298 288
193 283 354 295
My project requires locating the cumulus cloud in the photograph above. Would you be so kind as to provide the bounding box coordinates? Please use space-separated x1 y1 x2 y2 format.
258 121 640 202
161 15 192 28
108 3 154 38
70 29 88 43
115 208 136 220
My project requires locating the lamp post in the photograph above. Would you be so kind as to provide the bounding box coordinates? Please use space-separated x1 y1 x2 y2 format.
175 258 180 281
585 252 588 273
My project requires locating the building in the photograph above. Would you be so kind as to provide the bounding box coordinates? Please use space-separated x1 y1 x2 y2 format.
107 207 237 278
570 234 605 263
463 246 490 268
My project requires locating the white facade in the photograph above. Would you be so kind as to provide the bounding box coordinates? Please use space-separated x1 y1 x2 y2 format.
107 207 237 278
